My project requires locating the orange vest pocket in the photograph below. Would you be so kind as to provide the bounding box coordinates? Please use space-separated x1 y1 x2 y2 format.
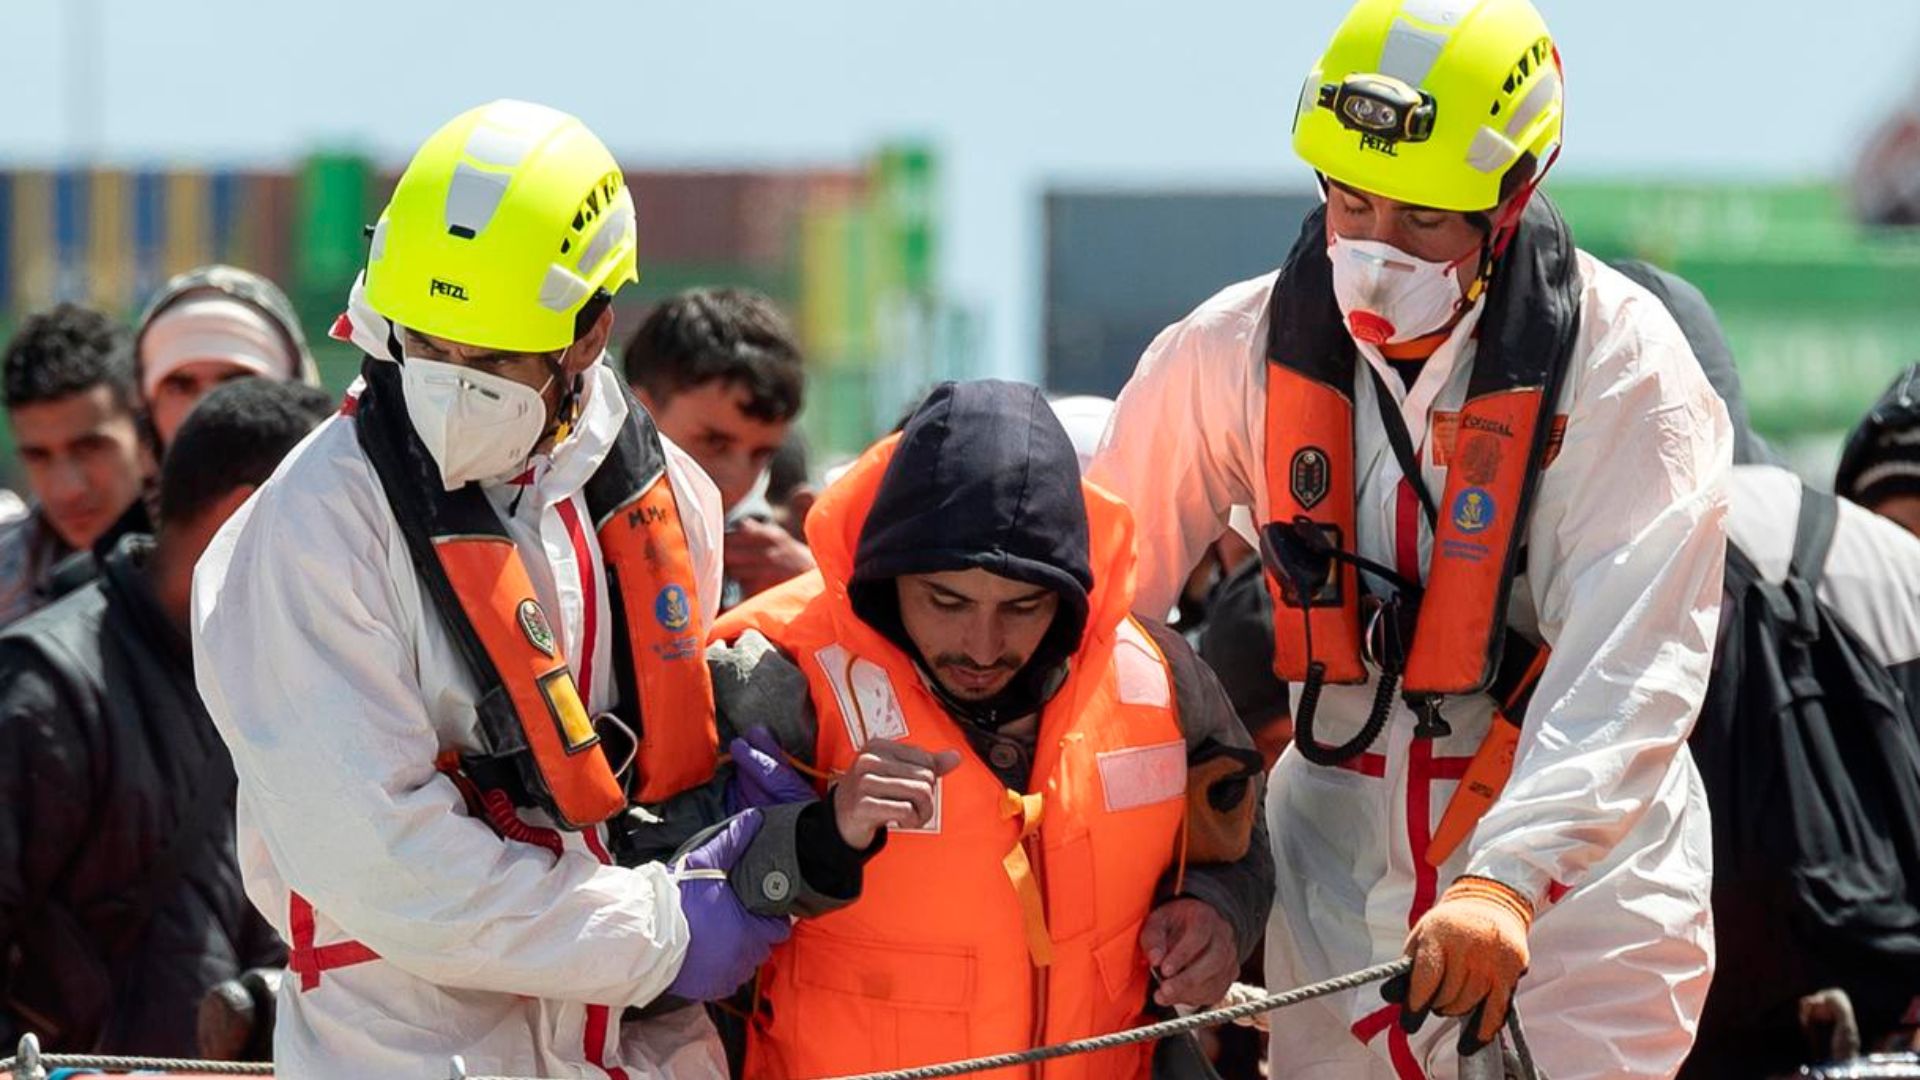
792 929 976 1007
1092 917 1150 1006
783 929 980 1071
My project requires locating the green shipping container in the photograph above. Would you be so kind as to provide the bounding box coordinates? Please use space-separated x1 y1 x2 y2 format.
1550 180 1920 442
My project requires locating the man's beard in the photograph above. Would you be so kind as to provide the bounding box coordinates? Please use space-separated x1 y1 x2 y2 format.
929 651 1022 700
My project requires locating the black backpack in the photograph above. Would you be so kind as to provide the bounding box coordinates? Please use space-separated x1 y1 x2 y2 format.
1685 488 1920 1076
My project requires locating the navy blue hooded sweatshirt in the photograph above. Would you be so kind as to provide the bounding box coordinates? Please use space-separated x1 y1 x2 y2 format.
847 380 1094 729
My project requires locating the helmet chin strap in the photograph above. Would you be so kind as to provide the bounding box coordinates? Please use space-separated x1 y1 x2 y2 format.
1462 137 1562 308
543 354 583 447
507 360 576 516
548 289 611 447
1459 224 1498 309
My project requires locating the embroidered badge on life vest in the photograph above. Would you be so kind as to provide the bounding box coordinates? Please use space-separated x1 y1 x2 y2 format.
654 584 693 632
518 599 557 658
1290 447 1331 511
1452 488 1495 534
650 583 702 662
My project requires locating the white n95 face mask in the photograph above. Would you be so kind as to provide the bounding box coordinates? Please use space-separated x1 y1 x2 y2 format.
399 357 552 491
1328 233 1471 347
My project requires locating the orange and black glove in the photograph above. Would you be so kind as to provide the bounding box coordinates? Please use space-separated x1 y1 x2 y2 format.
1381 876 1532 1055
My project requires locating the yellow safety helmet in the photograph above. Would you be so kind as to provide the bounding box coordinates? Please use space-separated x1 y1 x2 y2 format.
364 100 638 354
1292 0 1563 213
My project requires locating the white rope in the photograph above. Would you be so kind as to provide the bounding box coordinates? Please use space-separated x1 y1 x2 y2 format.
1220 980 1275 1031
0 1051 272 1075
463 958 1420 1080
802 959 1414 1080
2 959 1540 1080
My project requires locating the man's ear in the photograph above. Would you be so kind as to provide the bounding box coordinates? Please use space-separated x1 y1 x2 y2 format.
561 304 616 378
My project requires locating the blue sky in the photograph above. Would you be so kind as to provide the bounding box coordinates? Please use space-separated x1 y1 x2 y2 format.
3 0 1918 380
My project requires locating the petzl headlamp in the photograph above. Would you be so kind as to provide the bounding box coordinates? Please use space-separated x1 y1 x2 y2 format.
1317 74 1436 143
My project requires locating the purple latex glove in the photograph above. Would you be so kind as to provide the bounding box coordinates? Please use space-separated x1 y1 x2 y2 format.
726 726 816 813
666 809 792 1001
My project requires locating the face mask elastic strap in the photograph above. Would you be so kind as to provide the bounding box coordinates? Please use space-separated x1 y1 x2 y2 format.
544 358 581 446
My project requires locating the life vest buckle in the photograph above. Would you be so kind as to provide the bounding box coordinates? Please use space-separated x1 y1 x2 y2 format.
1361 593 1418 676
594 711 640 795
1411 695 1452 740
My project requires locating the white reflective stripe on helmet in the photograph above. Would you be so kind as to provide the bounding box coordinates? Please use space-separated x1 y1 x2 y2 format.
444 162 511 238
1505 69 1560 140
462 120 542 169
1398 0 1476 25
1466 126 1519 174
533 201 636 315
1378 17 1449 87
1462 68 1556 175
577 202 633 276
441 104 561 240
539 264 593 315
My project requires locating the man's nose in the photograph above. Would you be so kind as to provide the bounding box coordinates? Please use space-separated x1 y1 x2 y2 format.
715 454 756 499
44 457 91 508
960 612 1005 664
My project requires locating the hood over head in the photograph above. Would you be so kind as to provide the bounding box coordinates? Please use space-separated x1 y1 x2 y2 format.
836 380 1098 727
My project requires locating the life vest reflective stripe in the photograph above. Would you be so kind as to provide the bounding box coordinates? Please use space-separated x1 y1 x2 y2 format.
1261 199 1581 698
730 436 1183 1080
354 358 716 828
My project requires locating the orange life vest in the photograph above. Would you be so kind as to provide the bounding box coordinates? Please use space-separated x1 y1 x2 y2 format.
353 358 717 828
1260 200 1580 698
717 436 1186 1080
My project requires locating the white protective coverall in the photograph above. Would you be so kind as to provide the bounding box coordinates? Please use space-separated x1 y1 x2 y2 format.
192 351 727 1080
1089 253 1730 1079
